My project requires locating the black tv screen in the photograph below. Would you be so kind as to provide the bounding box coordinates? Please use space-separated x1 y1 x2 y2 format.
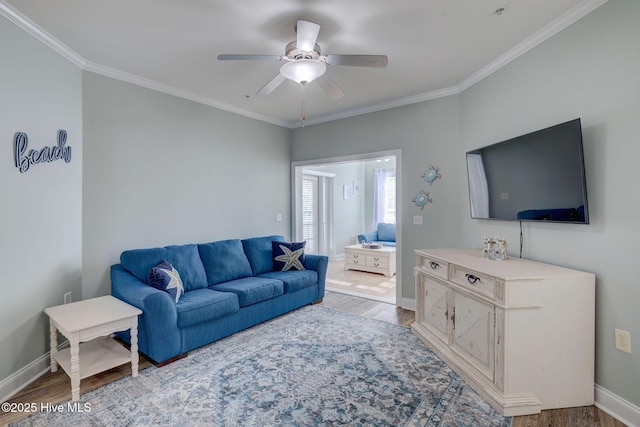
466 118 589 224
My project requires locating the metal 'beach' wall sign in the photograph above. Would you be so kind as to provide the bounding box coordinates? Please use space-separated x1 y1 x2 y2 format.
14 130 72 173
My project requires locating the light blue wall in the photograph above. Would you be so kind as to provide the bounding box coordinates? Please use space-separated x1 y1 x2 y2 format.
459 0 639 407
82 72 291 298
0 15 83 380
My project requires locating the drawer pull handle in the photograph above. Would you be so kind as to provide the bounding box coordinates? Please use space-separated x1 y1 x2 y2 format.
429 261 439 270
354 260 359 264
374 257 379 261
451 306 456 330
374 263 379 267
353 254 359 258
466 274 481 284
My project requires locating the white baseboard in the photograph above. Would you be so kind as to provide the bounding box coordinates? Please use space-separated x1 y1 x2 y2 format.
595 384 640 427
0 341 68 403
0 353 50 403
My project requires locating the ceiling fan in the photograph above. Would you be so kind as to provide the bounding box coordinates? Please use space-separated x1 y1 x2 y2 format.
218 20 388 100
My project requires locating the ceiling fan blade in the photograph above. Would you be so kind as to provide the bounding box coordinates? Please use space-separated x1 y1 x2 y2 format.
316 74 345 100
296 20 320 52
256 74 287 96
325 54 388 68
218 54 282 61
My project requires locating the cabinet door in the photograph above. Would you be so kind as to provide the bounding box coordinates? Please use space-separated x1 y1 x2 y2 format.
450 290 494 380
419 274 449 344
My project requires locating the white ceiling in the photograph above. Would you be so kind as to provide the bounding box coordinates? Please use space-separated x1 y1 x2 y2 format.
2 0 606 128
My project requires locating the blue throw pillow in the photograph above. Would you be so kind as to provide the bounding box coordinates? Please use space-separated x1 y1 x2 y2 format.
147 260 184 303
377 222 396 242
272 241 306 271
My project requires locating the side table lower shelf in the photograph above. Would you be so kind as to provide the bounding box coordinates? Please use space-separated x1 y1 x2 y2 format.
54 337 134 380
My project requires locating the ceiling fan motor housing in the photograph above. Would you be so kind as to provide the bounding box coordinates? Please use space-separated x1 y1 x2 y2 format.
285 41 322 61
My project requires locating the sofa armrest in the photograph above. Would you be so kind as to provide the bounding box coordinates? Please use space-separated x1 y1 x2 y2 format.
357 231 378 244
304 254 328 298
110 264 181 363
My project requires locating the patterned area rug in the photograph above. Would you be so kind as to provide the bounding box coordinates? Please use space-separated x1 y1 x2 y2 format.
11 306 511 426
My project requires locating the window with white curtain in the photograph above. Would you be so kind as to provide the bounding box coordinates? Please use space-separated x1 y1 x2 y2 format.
373 169 396 226
383 174 396 224
302 175 318 253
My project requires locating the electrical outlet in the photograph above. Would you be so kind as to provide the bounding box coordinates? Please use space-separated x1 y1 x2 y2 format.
413 215 423 225
614 328 631 354
64 292 72 304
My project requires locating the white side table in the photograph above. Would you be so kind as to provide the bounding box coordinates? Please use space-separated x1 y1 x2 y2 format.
44 295 142 402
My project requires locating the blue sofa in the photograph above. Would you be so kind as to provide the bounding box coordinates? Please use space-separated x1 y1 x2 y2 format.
357 222 396 247
111 235 328 365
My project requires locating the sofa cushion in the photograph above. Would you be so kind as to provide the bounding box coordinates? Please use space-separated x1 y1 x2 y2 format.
212 277 284 307
272 241 306 271
241 235 285 275
377 223 396 242
176 288 239 328
259 270 318 294
198 239 253 285
121 244 208 292
147 260 184 303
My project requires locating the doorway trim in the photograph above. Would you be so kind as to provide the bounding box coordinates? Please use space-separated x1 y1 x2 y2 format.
291 149 403 307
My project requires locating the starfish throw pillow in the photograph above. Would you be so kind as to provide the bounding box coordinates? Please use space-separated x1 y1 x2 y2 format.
272 241 306 271
147 259 185 303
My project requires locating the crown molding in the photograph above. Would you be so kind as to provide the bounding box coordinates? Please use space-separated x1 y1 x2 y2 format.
458 0 609 91
0 0 85 68
83 61 291 128
297 0 609 128
292 86 460 128
1 0 609 129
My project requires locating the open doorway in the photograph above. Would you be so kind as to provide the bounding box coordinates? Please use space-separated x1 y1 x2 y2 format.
292 150 401 305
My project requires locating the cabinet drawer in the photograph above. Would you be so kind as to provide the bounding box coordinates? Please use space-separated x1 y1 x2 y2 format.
367 255 388 268
346 252 364 261
417 254 448 280
345 258 365 267
450 265 495 300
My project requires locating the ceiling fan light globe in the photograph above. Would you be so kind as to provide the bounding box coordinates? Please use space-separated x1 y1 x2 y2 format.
280 60 326 84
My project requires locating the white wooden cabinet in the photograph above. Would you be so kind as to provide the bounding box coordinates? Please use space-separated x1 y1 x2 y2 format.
344 244 396 276
411 249 595 416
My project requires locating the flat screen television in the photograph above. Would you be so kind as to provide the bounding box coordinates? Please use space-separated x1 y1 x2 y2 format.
466 118 589 224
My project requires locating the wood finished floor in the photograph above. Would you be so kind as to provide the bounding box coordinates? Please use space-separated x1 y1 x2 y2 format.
1 291 627 426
